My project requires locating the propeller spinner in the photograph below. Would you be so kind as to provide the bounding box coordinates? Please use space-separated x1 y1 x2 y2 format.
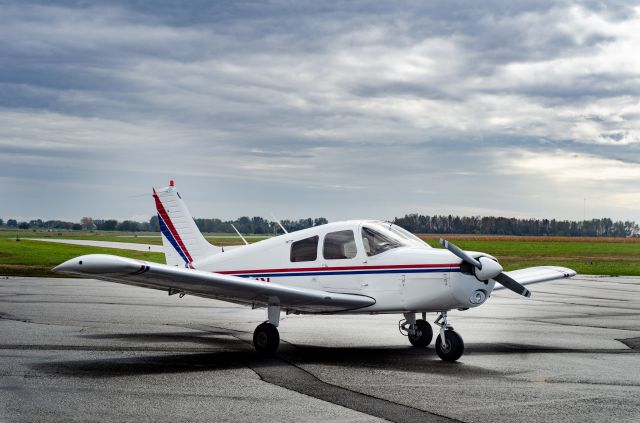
439 238 531 298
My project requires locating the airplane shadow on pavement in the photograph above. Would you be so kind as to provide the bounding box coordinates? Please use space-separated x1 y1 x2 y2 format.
29 326 618 379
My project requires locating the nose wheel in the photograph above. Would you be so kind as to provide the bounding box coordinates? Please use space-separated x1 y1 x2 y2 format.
435 330 464 361
434 311 464 362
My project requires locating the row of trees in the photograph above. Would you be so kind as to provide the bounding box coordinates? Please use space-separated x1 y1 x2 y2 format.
192 217 329 234
0 216 329 234
393 214 639 237
1 215 637 237
0 217 157 232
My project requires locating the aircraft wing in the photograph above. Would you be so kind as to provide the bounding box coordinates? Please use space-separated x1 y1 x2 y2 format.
493 266 576 290
53 254 375 313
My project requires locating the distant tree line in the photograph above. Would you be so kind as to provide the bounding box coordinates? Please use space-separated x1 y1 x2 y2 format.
1 214 637 237
0 215 329 234
192 216 329 234
0 217 157 232
393 214 639 237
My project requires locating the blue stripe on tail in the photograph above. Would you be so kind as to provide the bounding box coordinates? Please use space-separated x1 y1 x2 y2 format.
158 213 189 267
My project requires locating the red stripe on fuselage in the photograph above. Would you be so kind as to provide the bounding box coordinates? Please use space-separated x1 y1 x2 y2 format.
217 263 461 275
153 192 194 263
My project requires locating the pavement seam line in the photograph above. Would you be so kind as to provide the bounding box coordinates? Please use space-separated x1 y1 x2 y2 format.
205 325 462 423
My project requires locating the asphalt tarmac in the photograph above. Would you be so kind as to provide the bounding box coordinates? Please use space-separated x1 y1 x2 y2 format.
0 275 638 422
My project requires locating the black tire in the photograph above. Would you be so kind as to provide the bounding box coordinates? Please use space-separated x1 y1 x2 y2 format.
253 322 280 354
408 319 433 347
435 330 464 362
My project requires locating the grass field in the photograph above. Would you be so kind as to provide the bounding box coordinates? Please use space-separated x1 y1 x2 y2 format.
0 239 164 278
0 229 267 277
1 229 269 246
420 235 640 276
1 229 638 277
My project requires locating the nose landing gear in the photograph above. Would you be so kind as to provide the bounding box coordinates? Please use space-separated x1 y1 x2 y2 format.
400 311 464 361
434 311 464 362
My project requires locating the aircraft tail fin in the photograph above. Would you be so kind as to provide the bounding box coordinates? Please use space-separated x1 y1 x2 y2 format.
153 181 221 267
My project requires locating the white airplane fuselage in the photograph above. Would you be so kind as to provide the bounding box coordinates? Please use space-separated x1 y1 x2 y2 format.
53 182 575 360
191 220 497 313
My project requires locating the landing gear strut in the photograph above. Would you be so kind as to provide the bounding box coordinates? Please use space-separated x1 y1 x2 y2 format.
253 303 280 354
399 312 433 347
434 311 464 362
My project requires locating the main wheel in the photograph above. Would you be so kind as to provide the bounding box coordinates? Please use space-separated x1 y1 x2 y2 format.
408 319 433 347
435 330 464 362
253 322 280 354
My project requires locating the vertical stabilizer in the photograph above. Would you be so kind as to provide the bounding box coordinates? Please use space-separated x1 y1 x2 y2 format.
153 181 220 267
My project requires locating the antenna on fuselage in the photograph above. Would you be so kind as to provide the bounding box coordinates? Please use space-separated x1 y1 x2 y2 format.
230 224 249 245
270 213 289 234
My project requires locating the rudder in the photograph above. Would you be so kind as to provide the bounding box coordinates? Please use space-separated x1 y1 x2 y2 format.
153 181 220 267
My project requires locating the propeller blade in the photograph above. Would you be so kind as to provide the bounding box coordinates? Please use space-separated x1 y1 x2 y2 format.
440 239 530 297
493 272 531 298
439 238 482 268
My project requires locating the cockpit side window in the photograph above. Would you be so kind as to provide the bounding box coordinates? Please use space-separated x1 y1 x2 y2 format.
323 230 357 260
290 235 319 262
361 226 401 256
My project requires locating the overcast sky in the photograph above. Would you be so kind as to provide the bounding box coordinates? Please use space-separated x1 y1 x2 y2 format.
1 0 639 223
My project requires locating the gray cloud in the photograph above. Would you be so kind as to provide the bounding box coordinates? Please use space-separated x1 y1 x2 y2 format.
1 0 639 222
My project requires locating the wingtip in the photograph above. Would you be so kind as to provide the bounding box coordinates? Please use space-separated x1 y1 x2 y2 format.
52 257 77 274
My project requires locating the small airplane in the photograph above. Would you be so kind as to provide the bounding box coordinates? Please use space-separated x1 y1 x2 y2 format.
54 181 576 361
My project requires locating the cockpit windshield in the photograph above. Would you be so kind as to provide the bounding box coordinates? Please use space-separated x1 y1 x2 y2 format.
361 226 401 256
387 224 430 248
360 222 426 256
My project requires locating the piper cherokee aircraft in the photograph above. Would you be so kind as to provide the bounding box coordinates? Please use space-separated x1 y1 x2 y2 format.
54 181 576 361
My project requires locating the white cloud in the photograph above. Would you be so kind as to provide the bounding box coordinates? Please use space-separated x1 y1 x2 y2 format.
1 1 639 221
498 149 640 181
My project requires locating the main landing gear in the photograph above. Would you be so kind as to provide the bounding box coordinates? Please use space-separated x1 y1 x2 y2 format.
253 303 280 354
399 312 433 347
400 311 464 362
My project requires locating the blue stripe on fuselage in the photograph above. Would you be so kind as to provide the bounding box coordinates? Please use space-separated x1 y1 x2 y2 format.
232 267 461 278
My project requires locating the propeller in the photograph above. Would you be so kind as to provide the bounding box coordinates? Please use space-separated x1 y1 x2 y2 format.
493 272 531 298
439 239 481 268
439 238 531 298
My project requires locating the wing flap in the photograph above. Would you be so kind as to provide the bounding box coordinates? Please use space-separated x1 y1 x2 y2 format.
53 254 375 313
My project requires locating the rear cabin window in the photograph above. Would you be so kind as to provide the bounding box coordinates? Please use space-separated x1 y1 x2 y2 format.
290 236 319 262
323 230 357 260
